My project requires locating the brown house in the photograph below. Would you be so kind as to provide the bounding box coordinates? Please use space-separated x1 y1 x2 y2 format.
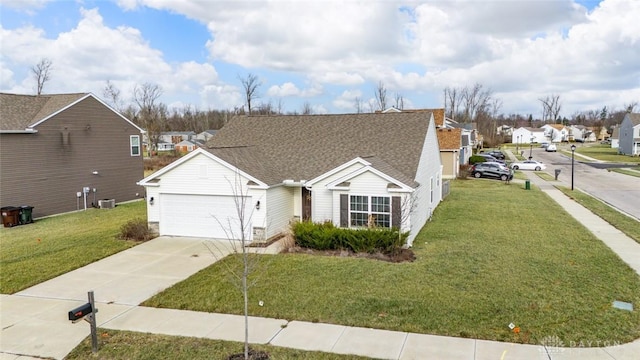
0 93 145 218
436 128 462 179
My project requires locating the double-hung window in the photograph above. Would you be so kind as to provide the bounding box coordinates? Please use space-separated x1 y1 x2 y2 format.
130 135 141 156
349 195 391 228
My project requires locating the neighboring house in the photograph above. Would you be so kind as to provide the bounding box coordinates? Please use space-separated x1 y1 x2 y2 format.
175 139 200 153
568 125 596 142
598 126 610 141
618 113 640 156
196 129 217 142
437 128 462 179
512 127 546 145
611 125 620 149
496 125 513 136
138 112 443 247
156 140 175 151
159 131 196 144
0 93 144 218
541 124 568 142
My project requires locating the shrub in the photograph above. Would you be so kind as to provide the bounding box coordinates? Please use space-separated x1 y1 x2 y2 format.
291 221 408 254
458 164 473 179
469 155 486 165
118 218 156 241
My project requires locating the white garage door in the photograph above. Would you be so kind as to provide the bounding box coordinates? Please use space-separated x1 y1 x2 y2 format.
159 194 252 239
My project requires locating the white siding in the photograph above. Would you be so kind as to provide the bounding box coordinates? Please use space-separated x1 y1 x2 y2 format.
145 153 267 238
310 163 366 222
410 115 443 246
265 186 295 238
329 171 399 226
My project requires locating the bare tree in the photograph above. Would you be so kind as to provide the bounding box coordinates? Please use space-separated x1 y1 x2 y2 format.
205 167 269 360
31 58 53 95
102 80 124 111
624 101 638 113
539 94 562 123
443 86 460 121
354 96 364 114
301 101 313 115
239 73 261 115
394 93 405 110
133 83 164 156
461 83 492 123
374 81 387 111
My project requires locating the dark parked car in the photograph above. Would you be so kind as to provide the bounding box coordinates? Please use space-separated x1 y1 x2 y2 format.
485 150 505 160
477 153 506 165
471 162 513 181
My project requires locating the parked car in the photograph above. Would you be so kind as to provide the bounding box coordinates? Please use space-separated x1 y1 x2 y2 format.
477 153 506 164
600 139 611 145
471 162 513 181
545 144 557 152
510 160 546 171
485 150 505 160
540 142 550 149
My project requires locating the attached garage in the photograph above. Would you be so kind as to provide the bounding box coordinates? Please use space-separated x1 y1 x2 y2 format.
159 193 252 240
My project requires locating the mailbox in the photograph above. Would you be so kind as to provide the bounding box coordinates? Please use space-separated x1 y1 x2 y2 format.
68 303 93 321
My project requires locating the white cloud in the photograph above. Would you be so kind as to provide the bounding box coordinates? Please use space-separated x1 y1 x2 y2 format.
267 82 300 97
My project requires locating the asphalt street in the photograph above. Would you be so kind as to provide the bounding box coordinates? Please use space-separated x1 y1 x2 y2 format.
530 145 640 220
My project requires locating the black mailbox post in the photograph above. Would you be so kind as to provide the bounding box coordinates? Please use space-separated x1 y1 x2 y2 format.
68 303 93 321
68 290 98 353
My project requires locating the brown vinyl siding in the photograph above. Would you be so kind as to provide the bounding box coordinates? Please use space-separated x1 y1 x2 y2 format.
0 96 144 218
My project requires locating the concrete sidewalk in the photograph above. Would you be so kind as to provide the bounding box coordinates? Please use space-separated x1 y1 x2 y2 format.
2 174 640 359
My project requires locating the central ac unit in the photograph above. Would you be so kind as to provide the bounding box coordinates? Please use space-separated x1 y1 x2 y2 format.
98 199 115 209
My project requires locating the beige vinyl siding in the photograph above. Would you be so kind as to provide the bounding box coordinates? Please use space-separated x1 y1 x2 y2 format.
309 162 365 223
0 97 144 218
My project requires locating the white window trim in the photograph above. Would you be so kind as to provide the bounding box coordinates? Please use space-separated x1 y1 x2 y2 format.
349 194 392 228
130 135 141 156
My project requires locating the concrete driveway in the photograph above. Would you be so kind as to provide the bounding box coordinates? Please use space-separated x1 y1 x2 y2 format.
1 237 235 359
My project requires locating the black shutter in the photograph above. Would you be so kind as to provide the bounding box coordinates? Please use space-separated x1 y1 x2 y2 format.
392 196 401 228
340 194 349 227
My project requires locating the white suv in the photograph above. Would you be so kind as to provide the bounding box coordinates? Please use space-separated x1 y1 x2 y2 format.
545 144 557 152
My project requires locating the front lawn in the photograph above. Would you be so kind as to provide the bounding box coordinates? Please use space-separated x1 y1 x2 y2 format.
144 181 640 346
573 144 640 164
0 201 146 294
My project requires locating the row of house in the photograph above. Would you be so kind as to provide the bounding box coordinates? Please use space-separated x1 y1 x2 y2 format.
145 130 217 153
510 117 640 156
1 92 473 248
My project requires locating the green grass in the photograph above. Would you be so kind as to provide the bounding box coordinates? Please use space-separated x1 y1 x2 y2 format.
0 201 146 294
535 172 555 181
608 168 640 178
66 329 368 360
572 144 640 164
144 181 640 346
557 187 640 244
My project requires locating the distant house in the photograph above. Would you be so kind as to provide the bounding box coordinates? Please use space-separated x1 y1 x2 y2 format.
541 124 568 142
196 130 217 143
138 112 443 247
175 139 200 153
437 128 462 179
611 125 620 149
159 131 196 144
568 125 596 142
618 113 640 156
512 127 546 145
0 93 144 218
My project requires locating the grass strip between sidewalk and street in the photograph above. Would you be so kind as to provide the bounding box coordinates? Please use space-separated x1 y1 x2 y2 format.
143 180 640 347
0 201 146 294
557 186 640 244
66 329 369 360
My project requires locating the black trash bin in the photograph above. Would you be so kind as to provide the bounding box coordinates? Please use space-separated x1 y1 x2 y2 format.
19 206 34 224
554 169 561 180
1 206 21 227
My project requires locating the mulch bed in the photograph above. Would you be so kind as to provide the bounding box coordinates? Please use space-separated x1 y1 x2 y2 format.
284 246 415 263
227 349 270 360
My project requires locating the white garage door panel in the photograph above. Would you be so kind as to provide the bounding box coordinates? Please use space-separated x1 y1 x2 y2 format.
159 194 251 239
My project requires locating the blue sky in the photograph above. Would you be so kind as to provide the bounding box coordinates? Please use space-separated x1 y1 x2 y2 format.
1 0 639 117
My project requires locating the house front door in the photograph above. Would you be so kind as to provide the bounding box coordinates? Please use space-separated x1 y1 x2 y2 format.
302 187 312 221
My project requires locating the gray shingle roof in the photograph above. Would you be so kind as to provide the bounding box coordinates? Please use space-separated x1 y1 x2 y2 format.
204 112 432 187
628 113 640 125
0 93 88 131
